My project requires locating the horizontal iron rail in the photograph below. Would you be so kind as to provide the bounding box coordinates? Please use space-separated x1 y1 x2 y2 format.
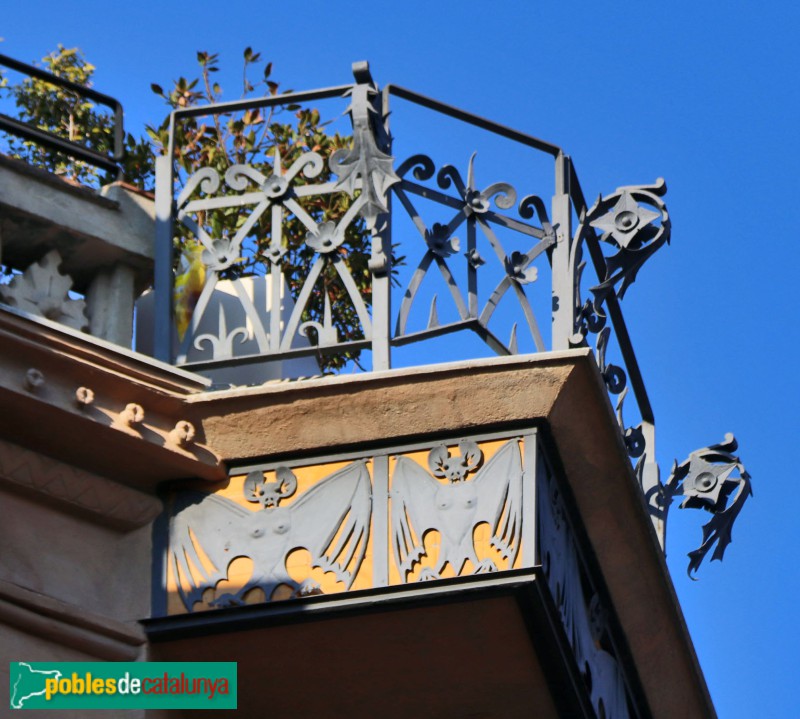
178 338 372 372
385 84 563 158
169 84 355 121
164 84 356 178
0 53 125 173
0 113 121 174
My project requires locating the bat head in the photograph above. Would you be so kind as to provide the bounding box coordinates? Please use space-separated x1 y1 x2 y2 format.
428 440 482 483
243 467 298 510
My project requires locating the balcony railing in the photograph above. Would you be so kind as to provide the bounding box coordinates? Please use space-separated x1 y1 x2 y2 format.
0 53 125 178
0 55 749 577
152 61 672 531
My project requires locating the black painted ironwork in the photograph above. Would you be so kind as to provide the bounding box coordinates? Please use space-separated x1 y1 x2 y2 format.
0 53 124 177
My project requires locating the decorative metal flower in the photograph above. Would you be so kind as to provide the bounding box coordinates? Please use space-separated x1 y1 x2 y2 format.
263 245 287 265
504 251 537 284
201 238 238 271
464 187 490 214
306 221 344 254
261 174 289 200
425 223 460 258
465 248 485 268
589 190 660 249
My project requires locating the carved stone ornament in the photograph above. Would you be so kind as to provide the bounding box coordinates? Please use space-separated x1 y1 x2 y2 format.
0 250 88 330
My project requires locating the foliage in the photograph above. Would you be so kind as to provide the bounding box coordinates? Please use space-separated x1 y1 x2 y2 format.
0 46 151 187
1 47 381 372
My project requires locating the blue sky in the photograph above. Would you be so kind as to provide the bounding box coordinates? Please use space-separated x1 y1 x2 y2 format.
3 2 798 716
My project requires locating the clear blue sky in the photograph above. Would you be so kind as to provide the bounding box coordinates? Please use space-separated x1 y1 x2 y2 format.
3 2 798 716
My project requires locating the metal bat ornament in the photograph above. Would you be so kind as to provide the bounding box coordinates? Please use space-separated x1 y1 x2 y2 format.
169 461 372 610
391 438 523 581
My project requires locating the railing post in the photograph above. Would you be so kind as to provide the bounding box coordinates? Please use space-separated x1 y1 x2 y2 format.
551 152 574 351
370 85 393 372
640 421 664 547
154 153 174 363
349 61 394 372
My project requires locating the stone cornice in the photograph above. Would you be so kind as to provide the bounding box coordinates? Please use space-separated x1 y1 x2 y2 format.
0 307 224 489
0 437 161 530
0 578 145 661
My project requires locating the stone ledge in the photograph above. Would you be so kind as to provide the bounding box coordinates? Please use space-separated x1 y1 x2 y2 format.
0 578 145 661
0 437 161 530
0 307 224 488
0 155 154 294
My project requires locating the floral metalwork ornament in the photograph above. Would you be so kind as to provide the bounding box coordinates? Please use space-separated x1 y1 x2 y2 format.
504 250 538 285
330 80 399 231
306 221 344 254
425 223 460 258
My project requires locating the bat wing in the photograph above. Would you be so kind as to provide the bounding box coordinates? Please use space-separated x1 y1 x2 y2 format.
474 439 523 568
390 456 442 578
288 461 372 588
169 492 251 610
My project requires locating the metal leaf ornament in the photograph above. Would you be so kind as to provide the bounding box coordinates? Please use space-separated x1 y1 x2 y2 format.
584 179 670 313
665 433 752 577
330 83 399 230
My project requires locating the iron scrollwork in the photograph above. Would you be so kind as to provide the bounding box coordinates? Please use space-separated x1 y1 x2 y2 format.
393 151 555 354
173 143 376 362
569 178 670 348
155 67 753 579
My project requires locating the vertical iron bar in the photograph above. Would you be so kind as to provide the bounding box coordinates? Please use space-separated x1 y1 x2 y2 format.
467 216 478 317
370 83 393 371
551 152 574 350
372 454 389 587
372 245 392 370
522 432 538 568
270 205 283 352
641 422 663 546
154 153 174 362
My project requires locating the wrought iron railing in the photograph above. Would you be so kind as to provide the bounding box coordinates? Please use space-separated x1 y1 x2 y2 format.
152 62 749 571
0 53 124 177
